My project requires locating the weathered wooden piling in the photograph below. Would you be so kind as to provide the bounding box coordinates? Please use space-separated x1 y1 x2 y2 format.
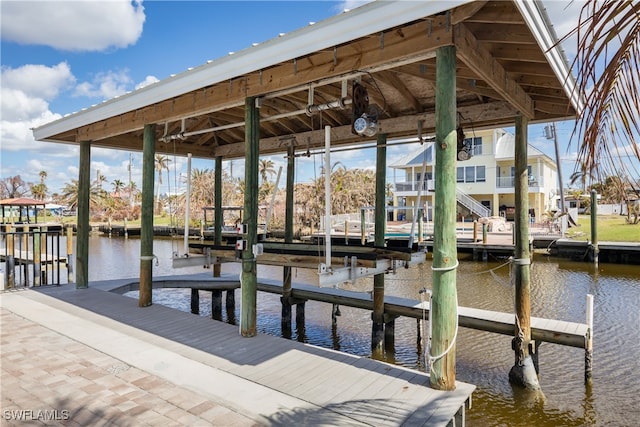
371 133 387 351
190 289 199 314
585 294 594 383
509 114 540 390
76 141 91 289
139 124 155 307
240 96 259 337
33 228 41 286
66 227 74 283
5 227 15 289
281 145 295 336
212 290 223 320
590 190 599 265
431 45 458 391
226 289 235 321
214 156 223 278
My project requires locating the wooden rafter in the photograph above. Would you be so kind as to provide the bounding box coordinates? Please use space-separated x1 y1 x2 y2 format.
454 22 534 118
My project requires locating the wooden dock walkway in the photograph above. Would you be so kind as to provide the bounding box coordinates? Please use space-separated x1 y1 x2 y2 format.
13 281 475 426
0 249 67 265
104 273 590 350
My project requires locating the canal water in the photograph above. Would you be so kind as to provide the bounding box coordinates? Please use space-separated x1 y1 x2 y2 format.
86 235 639 426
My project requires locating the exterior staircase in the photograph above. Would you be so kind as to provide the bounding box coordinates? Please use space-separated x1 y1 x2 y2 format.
456 188 490 218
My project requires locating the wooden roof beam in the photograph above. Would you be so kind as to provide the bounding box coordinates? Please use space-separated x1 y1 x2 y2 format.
211 101 517 159
376 70 423 113
454 23 534 118
451 1 488 24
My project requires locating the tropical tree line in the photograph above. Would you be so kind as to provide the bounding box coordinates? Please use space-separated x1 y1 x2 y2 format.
0 155 379 233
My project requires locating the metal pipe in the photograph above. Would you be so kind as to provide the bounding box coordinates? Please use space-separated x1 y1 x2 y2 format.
324 125 332 269
183 153 192 256
160 98 352 142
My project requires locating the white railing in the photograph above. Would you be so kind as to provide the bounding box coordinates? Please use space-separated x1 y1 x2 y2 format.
496 175 543 188
456 189 491 218
393 179 434 192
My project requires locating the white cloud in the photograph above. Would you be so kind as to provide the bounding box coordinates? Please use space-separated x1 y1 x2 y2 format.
1 0 145 52
74 69 133 99
334 0 372 13
1 63 75 100
1 63 75 121
135 75 160 90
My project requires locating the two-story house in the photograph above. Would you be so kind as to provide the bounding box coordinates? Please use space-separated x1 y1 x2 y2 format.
390 128 559 222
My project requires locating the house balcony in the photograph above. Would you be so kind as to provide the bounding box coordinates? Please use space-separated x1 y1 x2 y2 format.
496 176 544 193
393 180 434 196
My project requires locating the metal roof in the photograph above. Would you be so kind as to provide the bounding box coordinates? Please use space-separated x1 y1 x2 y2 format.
33 0 579 161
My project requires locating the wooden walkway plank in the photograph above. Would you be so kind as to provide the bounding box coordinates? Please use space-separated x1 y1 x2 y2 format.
20 281 475 426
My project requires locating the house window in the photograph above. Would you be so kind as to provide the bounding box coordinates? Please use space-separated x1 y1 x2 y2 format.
476 166 486 182
465 166 475 182
464 136 483 155
457 166 485 183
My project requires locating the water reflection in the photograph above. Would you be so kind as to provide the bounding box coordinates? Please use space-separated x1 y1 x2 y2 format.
87 235 640 426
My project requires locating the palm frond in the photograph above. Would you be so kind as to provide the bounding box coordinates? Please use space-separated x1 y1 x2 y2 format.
566 0 640 186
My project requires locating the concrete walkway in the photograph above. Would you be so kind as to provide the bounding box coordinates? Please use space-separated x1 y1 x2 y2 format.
0 289 274 426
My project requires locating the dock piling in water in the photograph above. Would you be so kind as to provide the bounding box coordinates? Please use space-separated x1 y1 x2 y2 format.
585 293 594 383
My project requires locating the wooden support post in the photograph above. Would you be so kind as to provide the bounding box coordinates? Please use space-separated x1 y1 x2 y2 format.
482 223 488 244
190 288 200 314
22 224 28 252
360 208 366 245
509 114 540 390
33 228 41 287
296 302 306 337
226 289 236 323
372 133 387 351
241 97 259 337
585 294 594 383
473 220 478 242
212 290 223 321
5 227 15 289
214 156 223 277
590 190 598 265
66 227 74 283
344 221 349 245
282 145 295 337
418 208 424 243
331 303 341 327
385 315 396 354
76 141 91 288
431 45 458 391
139 124 155 307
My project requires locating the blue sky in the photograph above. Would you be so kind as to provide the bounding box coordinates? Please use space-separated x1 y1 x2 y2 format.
1 0 585 198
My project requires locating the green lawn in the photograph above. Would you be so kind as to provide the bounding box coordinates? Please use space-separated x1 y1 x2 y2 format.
567 214 640 242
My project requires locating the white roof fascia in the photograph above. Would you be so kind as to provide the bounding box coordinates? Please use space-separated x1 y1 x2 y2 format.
514 0 583 114
33 0 474 142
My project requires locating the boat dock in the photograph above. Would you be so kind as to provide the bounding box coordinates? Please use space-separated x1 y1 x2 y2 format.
1 282 475 426
105 273 591 351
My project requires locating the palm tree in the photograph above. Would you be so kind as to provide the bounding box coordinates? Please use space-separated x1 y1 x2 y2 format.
259 158 276 184
30 170 48 200
154 154 171 214
112 179 125 197
59 179 104 212
567 1 640 185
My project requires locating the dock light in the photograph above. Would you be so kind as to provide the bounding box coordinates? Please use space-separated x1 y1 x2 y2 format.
353 113 379 137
